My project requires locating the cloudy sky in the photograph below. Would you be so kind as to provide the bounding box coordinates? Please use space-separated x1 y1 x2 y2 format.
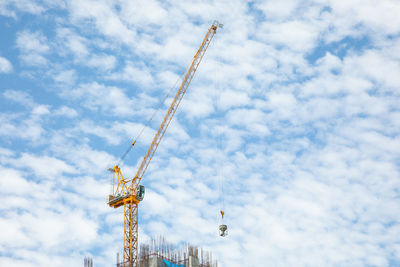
1 0 400 266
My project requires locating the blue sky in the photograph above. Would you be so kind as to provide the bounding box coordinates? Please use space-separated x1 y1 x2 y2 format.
1 0 400 266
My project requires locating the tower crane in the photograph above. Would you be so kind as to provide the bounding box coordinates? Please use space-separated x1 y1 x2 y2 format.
107 21 222 267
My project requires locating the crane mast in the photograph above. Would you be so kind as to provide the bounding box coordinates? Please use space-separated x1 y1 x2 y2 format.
108 21 222 267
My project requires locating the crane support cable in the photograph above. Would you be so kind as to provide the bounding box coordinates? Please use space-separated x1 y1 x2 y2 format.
117 70 186 165
131 21 221 188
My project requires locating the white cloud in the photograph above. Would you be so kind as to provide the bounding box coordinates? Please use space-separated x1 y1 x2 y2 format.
56 28 116 72
315 52 342 73
3 89 35 107
67 0 136 45
0 167 102 266
1 0 65 18
0 56 13 73
66 82 135 116
0 168 35 195
0 113 46 141
255 0 300 20
217 90 251 110
329 0 400 35
9 153 76 179
118 0 168 26
261 20 320 52
16 30 50 66
47 132 115 175
226 108 270 136
32 105 51 116
56 27 89 60
87 54 116 71
181 86 215 120
52 69 77 85
78 120 121 145
107 61 153 87
16 31 50 54
345 49 400 90
54 106 78 118
0 0 46 18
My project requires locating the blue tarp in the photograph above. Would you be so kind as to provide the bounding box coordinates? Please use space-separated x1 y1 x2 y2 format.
163 259 185 267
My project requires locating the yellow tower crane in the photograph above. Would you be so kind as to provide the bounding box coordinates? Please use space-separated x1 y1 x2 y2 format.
107 21 222 267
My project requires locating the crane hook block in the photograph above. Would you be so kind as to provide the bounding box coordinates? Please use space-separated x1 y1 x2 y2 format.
219 224 228 237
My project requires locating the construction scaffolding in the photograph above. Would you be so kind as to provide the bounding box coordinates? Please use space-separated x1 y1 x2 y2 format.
116 236 217 267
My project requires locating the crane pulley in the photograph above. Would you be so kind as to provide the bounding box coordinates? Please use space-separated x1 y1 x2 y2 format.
107 21 222 267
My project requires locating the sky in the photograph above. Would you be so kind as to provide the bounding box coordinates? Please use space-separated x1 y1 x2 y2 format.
1 0 400 266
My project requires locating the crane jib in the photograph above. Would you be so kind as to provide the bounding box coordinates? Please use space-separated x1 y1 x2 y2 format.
131 22 220 188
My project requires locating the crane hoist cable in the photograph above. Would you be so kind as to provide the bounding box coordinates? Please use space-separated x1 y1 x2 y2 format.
107 21 223 267
212 52 227 237
116 70 186 166
217 130 228 237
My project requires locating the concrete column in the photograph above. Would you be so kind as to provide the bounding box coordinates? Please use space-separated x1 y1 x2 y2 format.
147 256 165 267
188 255 199 267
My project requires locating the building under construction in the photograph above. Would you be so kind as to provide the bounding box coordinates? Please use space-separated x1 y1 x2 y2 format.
116 237 218 267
